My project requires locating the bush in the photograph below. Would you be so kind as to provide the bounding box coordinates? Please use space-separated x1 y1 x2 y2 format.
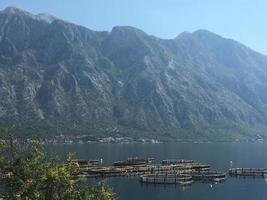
0 129 116 200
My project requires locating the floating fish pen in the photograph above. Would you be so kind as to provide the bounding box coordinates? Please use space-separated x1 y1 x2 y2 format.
143 170 193 178
229 168 267 177
89 166 134 174
82 162 211 178
147 164 209 173
162 159 193 165
148 167 194 175
140 174 193 185
141 170 226 182
186 171 226 182
69 159 102 167
84 165 209 179
148 165 190 173
188 163 210 171
159 163 210 171
113 157 154 167
85 165 152 178
70 157 211 180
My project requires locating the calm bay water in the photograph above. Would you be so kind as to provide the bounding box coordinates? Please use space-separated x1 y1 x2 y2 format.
47 143 267 200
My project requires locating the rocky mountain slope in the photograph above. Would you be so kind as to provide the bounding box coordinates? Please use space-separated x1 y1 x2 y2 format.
0 7 267 141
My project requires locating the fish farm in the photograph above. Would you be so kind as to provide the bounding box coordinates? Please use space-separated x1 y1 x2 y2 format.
70 157 229 185
69 157 267 186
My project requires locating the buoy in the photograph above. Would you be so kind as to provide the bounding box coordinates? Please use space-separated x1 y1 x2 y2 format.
230 161 233 168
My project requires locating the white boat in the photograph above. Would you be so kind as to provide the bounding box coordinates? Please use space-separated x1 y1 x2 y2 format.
213 177 225 182
179 180 194 185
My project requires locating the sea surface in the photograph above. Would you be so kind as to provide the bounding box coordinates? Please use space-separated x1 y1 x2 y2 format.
46 142 267 200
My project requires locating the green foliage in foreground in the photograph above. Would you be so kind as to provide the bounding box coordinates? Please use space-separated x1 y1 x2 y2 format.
0 129 116 200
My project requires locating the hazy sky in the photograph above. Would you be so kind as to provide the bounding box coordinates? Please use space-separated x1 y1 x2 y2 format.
0 0 266 54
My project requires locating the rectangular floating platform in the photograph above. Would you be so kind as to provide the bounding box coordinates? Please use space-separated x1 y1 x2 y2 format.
83 163 210 178
140 174 193 185
113 157 154 167
162 159 194 165
139 171 226 184
187 171 226 182
229 168 267 177
69 159 102 167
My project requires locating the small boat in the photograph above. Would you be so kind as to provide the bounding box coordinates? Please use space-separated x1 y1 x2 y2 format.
213 177 226 182
179 180 194 185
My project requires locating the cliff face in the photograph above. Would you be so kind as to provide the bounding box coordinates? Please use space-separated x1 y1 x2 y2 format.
1 7 267 140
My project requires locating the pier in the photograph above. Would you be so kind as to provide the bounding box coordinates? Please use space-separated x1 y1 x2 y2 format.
229 168 267 177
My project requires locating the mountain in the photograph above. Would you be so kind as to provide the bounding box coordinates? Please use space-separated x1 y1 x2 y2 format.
0 7 267 141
